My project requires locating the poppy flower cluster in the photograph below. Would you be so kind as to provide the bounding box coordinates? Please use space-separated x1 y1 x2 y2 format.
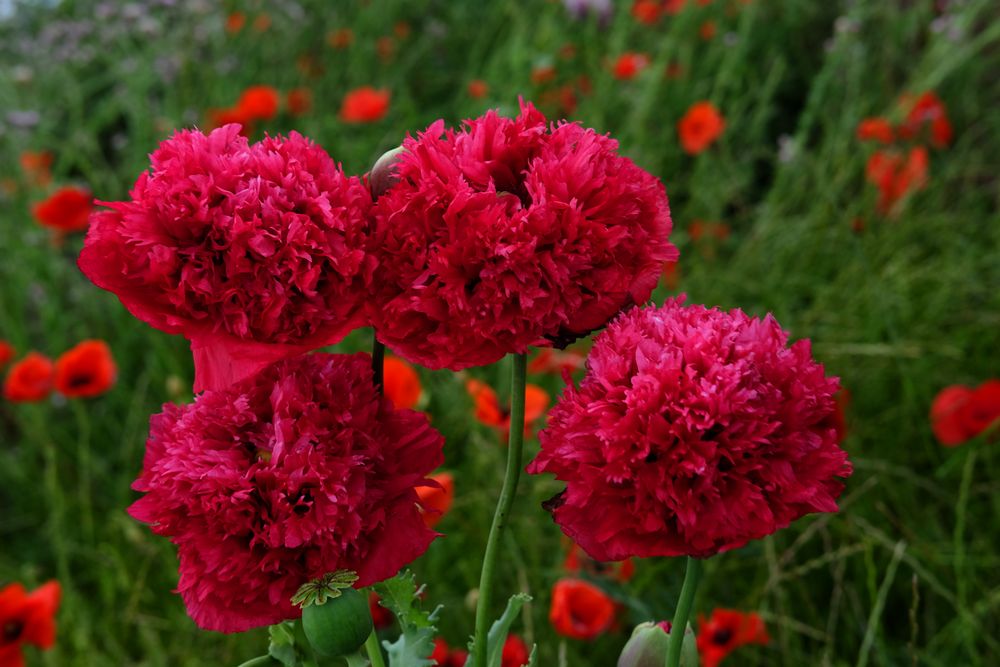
529 297 852 561
369 100 676 370
2 340 116 402
857 91 952 216
0 580 61 667
79 124 375 392
930 380 1000 446
128 353 445 632
696 609 769 667
429 634 529 667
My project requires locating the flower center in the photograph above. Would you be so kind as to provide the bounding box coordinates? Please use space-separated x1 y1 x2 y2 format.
2 620 23 644
712 628 733 646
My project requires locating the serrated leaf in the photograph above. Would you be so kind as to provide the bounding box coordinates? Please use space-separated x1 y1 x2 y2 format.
465 592 532 667
268 622 299 667
372 572 442 667
525 645 537 667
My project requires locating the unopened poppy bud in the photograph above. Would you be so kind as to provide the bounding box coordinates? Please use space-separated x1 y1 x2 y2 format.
369 146 407 198
617 621 697 667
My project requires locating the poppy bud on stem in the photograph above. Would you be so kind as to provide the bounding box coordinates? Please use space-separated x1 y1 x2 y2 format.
666 557 703 667
472 353 528 665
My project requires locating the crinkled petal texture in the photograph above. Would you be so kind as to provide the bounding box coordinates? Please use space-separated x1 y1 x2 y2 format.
528 297 852 560
128 353 444 633
78 124 375 391
370 101 676 370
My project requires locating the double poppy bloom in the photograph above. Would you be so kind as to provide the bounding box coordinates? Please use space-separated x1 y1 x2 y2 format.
369 101 676 370
128 353 444 632
529 297 852 561
79 125 375 392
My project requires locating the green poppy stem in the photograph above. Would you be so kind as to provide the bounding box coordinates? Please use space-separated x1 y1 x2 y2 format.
472 352 528 666
666 557 703 667
364 629 386 667
372 333 385 395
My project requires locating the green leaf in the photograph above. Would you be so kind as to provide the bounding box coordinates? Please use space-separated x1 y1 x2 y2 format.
268 622 300 667
344 654 370 667
525 645 538 667
465 593 532 667
374 572 441 667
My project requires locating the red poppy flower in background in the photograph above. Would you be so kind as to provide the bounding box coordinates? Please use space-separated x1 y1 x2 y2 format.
3 352 54 402
531 65 556 85
78 124 375 392
207 107 253 135
383 356 422 410
32 186 92 232
466 379 550 442
899 91 952 148
19 151 53 186
430 638 469 666
368 101 676 370
236 85 280 121
340 87 391 123
678 102 725 154
632 0 662 24
286 88 313 116
369 592 393 630
328 28 354 49
53 340 116 398
663 0 687 13
612 52 650 80
0 581 61 667
251 14 271 32
699 20 717 40
528 297 852 561
563 543 635 583
661 259 681 290
696 609 769 667
688 220 731 242
865 147 928 215
468 79 489 99
225 12 245 33
528 348 586 376
931 381 1000 446
0 341 14 368
856 118 894 144
416 472 454 528
376 36 396 63
128 353 445 632
501 635 530 667
549 578 616 640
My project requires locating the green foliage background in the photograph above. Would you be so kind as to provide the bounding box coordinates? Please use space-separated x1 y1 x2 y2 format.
1 0 998 665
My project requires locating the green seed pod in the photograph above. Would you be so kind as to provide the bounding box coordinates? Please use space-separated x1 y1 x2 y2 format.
301 587 373 658
369 146 407 198
617 621 697 667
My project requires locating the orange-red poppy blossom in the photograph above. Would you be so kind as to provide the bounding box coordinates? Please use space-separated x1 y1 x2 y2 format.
3 352 55 402
19 151 53 186
466 378 550 442
549 578 616 640
931 381 1000 446
527 348 586 376
0 581 61 667
856 117 894 144
677 102 726 154
612 52 650 80
416 472 454 528
383 356 422 410
54 340 117 398
32 186 92 232
286 88 313 116
236 86 280 121
327 28 354 49
865 147 928 215
340 87 390 123
696 609 769 667
632 0 662 24
899 91 952 148
468 79 489 99
0 341 14 368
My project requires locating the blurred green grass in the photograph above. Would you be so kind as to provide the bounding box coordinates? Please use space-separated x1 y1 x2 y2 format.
1 0 998 665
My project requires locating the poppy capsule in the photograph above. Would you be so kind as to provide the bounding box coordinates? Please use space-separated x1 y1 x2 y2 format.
617 621 697 667
302 587 373 657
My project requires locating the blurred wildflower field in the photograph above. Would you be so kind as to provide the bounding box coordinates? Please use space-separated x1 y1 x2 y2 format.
1 0 999 665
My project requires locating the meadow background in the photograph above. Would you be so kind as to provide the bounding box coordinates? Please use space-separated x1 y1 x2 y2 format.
1 0 999 665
